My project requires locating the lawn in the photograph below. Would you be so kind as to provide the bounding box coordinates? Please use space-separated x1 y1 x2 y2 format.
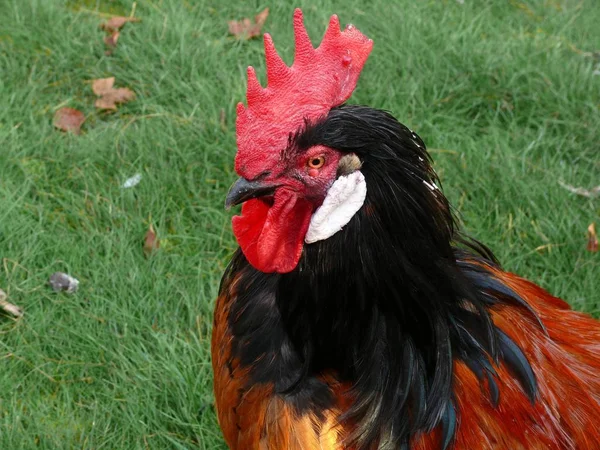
0 0 598 448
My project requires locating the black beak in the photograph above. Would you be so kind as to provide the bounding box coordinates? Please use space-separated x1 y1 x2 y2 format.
225 177 277 209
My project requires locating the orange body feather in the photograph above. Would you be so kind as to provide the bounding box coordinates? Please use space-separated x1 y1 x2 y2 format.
212 265 600 449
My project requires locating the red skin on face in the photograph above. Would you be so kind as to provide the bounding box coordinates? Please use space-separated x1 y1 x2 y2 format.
232 9 372 273
232 147 342 273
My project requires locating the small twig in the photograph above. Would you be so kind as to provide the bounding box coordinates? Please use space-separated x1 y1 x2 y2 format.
568 43 595 58
2 258 30 277
558 181 600 198
129 1 137 19
534 243 566 253
0 289 23 318
160 14 168 40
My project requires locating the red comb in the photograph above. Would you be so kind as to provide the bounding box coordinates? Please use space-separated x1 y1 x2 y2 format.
235 8 373 179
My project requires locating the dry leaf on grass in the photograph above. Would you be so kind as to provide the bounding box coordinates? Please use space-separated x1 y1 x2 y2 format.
53 107 85 134
587 223 598 252
100 16 140 33
92 77 115 96
228 8 269 40
95 88 135 109
0 288 23 318
104 30 120 54
91 77 135 110
143 224 160 257
100 14 138 54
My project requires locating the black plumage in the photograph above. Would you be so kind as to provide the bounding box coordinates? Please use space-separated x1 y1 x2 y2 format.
220 105 539 448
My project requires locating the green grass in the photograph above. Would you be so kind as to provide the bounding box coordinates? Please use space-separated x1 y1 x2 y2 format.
0 0 598 448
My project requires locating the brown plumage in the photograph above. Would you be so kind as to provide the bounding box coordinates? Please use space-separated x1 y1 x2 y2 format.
213 262 600 449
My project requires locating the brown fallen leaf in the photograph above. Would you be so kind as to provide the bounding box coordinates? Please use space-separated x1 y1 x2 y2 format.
228 7 269 40
92 77 115 96
587 223 598 252
104 30 120 54
100 16 140 33
95 89 135 110
0 288 23 318
91 77 135 110
53 107 85 134
143 224 160 257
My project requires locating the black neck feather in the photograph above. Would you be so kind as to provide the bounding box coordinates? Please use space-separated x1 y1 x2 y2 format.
223 105 539 449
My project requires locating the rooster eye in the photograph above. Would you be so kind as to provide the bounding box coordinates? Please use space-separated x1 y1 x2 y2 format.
308 156 325 169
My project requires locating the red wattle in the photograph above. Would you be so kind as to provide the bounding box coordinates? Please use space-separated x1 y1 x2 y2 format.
232 190 313 273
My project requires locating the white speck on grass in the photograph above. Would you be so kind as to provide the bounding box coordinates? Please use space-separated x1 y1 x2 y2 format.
122 173 142 188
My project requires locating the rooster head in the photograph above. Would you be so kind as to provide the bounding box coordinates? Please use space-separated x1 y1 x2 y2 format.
226 9 373 273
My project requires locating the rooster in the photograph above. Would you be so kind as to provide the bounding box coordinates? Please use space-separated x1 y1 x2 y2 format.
212 9 600 450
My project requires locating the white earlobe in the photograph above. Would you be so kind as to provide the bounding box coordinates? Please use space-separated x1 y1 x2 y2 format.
305 171 367 244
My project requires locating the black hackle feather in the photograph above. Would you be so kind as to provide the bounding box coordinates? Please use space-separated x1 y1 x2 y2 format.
497 329 538 403
440 401 457 450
